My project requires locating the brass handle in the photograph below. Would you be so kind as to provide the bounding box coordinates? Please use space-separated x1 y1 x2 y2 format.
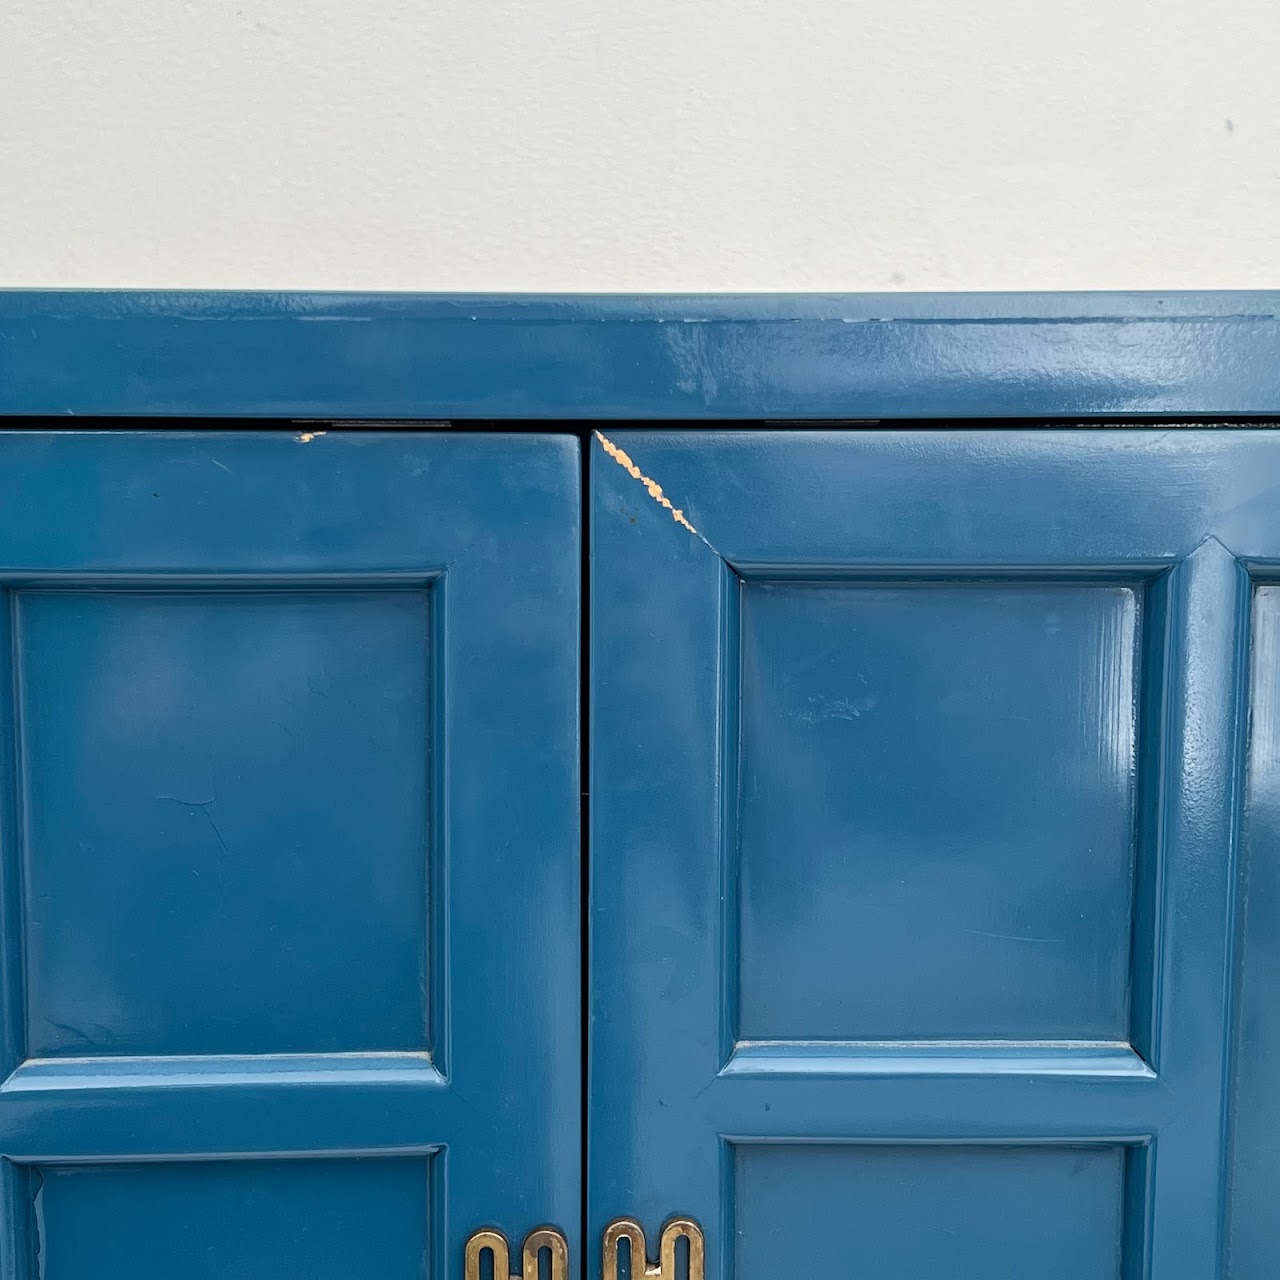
464 1214 704 1279
603 1217 704 1280
465 1226 569 1280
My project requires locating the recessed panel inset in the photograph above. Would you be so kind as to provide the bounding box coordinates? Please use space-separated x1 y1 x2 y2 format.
32 1157 432 1280
737 581 1140 1042
734 1144 1126 1280
18 587 432 1058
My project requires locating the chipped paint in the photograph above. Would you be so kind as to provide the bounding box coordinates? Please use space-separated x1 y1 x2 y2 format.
594 430 706 541
296 430 327 443
32 1167 45 1280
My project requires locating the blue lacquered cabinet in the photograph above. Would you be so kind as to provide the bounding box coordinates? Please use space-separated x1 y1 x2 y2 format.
0 410 1276 1280
590 430 1280 1280
0 431 581 1280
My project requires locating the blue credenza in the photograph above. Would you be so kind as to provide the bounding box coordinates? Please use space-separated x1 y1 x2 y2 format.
0 292 1276 1280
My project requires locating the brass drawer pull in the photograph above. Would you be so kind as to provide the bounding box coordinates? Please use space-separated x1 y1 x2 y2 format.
603 1217 704 1280
464 1215 703 1279
465 1226 569 1280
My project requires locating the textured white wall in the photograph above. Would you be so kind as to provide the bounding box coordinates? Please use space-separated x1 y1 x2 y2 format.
1 0 1277 291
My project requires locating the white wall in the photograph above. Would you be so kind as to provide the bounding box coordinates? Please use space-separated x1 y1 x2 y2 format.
1 0 1277 292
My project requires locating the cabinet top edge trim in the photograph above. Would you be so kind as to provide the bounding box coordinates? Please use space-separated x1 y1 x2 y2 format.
2 291 1280 420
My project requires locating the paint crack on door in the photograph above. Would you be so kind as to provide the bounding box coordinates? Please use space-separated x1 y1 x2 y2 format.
593 431 720 555
31 1168 46 1280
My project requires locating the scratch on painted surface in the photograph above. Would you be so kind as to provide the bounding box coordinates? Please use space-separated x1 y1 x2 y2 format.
594 431 720 557
157 794 230 856
296 430 327 443
964 928 1065 944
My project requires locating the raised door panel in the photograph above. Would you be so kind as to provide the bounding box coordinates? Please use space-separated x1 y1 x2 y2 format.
590 429 1279 1280
736 579 1139 1044
0 430 580 1280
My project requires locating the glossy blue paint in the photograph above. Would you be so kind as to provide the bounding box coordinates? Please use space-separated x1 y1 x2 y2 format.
1232 586 1280 1279
0 308 1275 1280
590 430 1280 1280
735 1144 1127 1279
0 431 581 1279
36 1158 432 1280
738 581 1138 1043
22 588 434 1058
1 292 1280 419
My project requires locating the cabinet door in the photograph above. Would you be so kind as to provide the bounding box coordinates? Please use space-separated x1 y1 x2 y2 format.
0 431 580 1280
590 429 1278 1280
